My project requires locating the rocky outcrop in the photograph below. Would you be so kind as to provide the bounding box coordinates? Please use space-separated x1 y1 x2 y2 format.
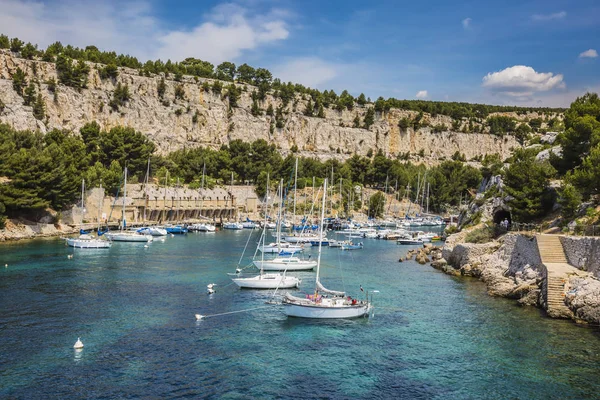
441 233 543 305
565 278 600 324
0 219 76 241
0 50 521 162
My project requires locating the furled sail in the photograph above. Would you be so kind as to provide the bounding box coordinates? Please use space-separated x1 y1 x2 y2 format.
316 279 345 296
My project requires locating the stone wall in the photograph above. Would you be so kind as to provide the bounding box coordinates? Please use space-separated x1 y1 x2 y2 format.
560 236 600 278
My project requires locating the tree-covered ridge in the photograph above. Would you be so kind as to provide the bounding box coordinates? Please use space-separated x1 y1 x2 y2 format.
0 33 563 122
0 121 483 224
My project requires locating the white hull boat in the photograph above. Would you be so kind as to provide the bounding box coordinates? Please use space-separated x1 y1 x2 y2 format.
223 222 243 230
282 293 371 318
259 242 303 254
231 273 300 289
282 179 373 319
138 227 168 236
67 235 111 249
197 223 216 232
104 232 153 242
284 234 322 243
254 257 317 271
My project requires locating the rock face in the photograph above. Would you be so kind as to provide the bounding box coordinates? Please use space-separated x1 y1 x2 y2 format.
442 233 543 305
0 50 520 162
565 278 600 324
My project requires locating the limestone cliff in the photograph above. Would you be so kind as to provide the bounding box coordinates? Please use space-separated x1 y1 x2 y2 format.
0 50 522 162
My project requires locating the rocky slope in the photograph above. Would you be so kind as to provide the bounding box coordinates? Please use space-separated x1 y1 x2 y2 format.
0 50 522 162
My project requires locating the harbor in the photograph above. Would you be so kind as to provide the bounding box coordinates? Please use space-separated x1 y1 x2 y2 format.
2 230 600 398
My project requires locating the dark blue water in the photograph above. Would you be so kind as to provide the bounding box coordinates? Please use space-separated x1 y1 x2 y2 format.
1 232 600 399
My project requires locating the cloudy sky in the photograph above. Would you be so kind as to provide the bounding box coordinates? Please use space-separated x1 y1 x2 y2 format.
1 0 598 107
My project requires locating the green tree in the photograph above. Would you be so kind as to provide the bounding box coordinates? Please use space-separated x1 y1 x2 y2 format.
32 94 45 120
363 107 375 129
10 37 24 53
566 144 600 199
317 104 325 118
216 61 236 81
304 99 314 116
503 149 556 222
236 63 256 84
11 67 27 96
23 82 37 106
266 103 274 116
368 192 386 218
109 83 130 111
514 123 532 145
0 34 9 49
21 42 38 59
357 93 367 105
558 183 582 221
99 63 118 80
157 77 166 99
552 93 600 174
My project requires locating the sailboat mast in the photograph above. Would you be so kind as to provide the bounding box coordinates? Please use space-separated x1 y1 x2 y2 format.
427 182 429 214
314 178 328 293
122 167 127 230
98 182 103 232
80 178 85 231
339 178 342 217
143 158 150 222
293 157 298 226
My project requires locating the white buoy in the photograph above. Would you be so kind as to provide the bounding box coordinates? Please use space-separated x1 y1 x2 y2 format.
67 254 73 259
195 314 204 320
144 244 148 248
73 337 84 349
171 234 175 238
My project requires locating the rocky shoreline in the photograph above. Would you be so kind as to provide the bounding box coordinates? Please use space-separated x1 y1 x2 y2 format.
414 230 600 325
0 219 77 242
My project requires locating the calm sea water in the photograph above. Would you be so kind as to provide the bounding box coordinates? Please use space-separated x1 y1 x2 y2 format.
1 231 600 399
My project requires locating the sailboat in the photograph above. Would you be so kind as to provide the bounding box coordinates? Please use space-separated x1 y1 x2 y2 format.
66 179 112 249
104 167 153 243
282 179 373 319
258 180 303 254
230 179 301 289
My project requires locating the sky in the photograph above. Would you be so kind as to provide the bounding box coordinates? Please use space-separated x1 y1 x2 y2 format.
0 0 599 107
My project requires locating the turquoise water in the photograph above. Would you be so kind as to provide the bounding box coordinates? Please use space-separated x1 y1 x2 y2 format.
1 231 600 399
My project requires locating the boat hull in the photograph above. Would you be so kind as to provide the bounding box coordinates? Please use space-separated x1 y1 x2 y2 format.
104 233 153 242
283 302 371 318
253 259 317 271
66 238 111 248
231 274 300 289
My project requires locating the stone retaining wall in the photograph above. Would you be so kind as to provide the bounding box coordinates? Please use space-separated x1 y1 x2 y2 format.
560 236 600 278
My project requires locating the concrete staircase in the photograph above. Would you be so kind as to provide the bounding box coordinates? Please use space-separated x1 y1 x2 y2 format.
536 235 584 318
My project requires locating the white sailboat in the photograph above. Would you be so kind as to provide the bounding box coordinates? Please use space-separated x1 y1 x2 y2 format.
282 179 372 319
258 179 303 254
254 256 316 271
104 167 153 243
230 177 301 289
66 180 112 249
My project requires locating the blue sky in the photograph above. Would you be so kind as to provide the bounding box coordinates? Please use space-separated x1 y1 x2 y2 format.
1 0 598 106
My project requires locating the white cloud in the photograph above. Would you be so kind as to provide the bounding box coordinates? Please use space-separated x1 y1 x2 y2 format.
579 49 598 59
482 65 565 97
155 3 289 64
462 18 471 29
531 11 567 21
271 57 339 88
0 0 290 64
415 90 428 99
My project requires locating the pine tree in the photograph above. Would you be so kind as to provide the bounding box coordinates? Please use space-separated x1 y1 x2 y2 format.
317 104 325 118
157 77 166 99
23 82 37 106
363 107 375 129
12 67 27 96
33 94 45 120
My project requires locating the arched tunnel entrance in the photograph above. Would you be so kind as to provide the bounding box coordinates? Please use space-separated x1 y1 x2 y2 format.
493 209 512 226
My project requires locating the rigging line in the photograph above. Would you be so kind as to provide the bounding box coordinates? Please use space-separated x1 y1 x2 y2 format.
238 223 256 266
196 305 276 319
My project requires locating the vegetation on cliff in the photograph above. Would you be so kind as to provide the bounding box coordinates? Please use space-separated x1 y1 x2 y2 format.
1 33 562 131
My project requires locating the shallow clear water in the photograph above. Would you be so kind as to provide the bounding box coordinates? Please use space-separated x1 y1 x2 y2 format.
1 231 600 399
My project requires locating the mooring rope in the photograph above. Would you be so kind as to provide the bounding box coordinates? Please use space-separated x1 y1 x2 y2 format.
195 304 277 320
